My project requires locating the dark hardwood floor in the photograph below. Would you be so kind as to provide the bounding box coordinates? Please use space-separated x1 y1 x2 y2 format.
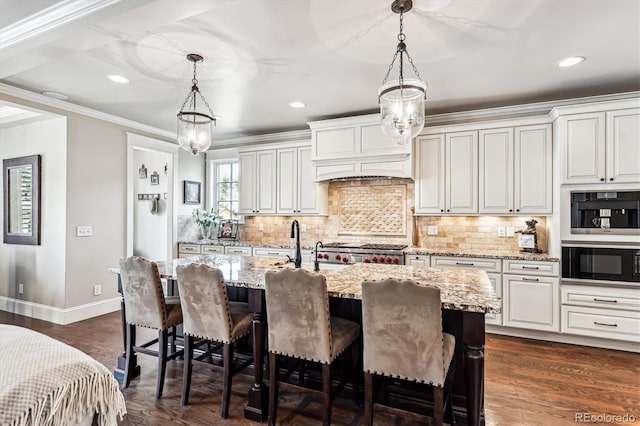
1 310 638 425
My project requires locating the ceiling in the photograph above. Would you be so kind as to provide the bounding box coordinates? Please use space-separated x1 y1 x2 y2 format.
1 0 639 139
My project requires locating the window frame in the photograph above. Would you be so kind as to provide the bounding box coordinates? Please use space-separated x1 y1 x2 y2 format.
209 158 242 223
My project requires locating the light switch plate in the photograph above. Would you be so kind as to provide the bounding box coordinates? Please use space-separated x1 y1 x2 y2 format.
258 223 264 231
497 227 506 237
301 224 307 232
506 227 515 237
93 285 102 296
76 226 92 237
427 226 438 235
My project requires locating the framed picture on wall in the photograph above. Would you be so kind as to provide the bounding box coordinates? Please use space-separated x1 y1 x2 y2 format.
217 220 239 239
150 171 159 185
183 180 201 204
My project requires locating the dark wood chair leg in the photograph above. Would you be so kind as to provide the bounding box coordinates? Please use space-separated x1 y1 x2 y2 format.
322 363 332 426
351 338 361 405
169 325 176 354
123 323 136 388
364 372 374 426
433 386 444 426
221 342 234 418
298 360 305 386
181 335 193 405
268 353 278 426
156 329 168 399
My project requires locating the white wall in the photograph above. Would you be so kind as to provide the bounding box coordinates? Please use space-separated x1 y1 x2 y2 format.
0 117 67 308
133 149 169 261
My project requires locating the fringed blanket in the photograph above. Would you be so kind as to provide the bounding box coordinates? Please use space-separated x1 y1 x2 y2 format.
0 324 126 426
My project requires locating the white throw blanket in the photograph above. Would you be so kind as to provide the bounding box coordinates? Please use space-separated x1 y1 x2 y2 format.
0 324 126 426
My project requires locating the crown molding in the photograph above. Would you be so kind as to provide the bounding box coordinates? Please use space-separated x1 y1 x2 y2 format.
0 82 176 140
210 129 311 149
0 0 122 49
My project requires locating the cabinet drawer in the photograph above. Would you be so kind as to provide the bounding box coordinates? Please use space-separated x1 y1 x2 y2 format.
225 246 252 256
179 244 201 254
253 247 295 258
561 285 640 312
201 245 225 254
503 259 559 276
561 305 640 342
407 255 430 267
431 256 501 272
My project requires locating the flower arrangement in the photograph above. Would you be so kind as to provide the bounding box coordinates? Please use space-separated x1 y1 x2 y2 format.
192 208 220 240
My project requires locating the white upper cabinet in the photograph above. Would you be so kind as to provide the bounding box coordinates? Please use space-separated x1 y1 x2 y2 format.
560 107 640 184
238 150 277 215
446 131 478 214
309 114 412 180
479 128 514 213
514 124 552 214
480 124 551 214
415 131 478 214
277 145 327 215
415 134 446 214
606 108 640 183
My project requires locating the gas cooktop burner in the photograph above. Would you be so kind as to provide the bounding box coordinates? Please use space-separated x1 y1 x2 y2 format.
360 244 408 250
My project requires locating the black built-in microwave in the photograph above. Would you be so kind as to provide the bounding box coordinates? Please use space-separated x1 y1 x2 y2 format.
562 244 640 284
571 191 640 234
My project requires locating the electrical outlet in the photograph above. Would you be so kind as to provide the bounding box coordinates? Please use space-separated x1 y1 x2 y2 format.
301 224 307 232
497 227 506 237
93 285 102 296
258 223 264 231
77 226 93 237
18 283 24 294
506 227 515 237
427 226 438 235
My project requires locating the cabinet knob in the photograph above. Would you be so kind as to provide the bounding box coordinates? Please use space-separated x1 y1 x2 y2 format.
516 209 520 212
440 209 444 212
509 209 513 212
600 178 605 182
609 178 614 182
447 209 451 212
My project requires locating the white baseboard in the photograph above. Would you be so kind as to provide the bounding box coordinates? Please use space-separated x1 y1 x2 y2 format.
0 296 121 325
487 325 640 353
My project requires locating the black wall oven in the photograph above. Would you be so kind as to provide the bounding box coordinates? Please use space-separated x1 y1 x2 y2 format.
562 244 640 285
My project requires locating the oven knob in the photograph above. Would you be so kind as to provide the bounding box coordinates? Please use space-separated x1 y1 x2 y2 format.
386 257 392 263
364 258 370 263
335 254 342 260
342 257 348 263
323 253 329 259
371 256 378 263
393 257 399 264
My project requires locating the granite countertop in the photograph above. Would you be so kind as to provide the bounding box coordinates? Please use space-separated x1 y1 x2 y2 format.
403 247 560 262
112 255 500 314
179 239 559 262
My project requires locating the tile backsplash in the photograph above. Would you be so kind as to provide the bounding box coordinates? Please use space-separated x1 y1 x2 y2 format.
187 179 549 253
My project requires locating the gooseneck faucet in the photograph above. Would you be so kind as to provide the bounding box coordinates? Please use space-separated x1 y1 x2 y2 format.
314 241 324 272
290 220 302 268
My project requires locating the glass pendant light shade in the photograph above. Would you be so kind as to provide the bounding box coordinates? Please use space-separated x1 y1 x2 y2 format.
378 78 426 145
177 54 216 155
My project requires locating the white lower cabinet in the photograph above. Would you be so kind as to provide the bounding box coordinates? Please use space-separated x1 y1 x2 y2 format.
178 243 201 258
406 254 430 267
503 273 559 332
485 273 502 326
561 285 640 342
252 247 295 258
224 246 252 256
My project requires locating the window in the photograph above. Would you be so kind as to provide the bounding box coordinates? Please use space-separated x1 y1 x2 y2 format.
214 161 239 220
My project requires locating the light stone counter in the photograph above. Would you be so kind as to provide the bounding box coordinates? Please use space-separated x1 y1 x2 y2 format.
403 247 559 262
114 255 500 314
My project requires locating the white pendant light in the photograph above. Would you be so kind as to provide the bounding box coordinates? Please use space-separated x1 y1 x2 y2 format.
378 0 426 145
177 54 217 155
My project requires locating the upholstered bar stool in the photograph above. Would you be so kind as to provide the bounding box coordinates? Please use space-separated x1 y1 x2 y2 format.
361 279 456 426
265 268 361 426
176 263 254 418
119 256 184 399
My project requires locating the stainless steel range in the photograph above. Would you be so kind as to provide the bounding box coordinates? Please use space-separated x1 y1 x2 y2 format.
315 242 407 265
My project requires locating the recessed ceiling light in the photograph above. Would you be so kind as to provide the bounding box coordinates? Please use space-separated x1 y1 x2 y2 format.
558 56 585 68
289 101 306 108
107 74 130 84
41 91 68 100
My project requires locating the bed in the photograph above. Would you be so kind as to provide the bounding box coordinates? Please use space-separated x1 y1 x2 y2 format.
0 324 126 426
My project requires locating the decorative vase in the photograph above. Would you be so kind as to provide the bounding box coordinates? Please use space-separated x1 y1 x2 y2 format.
199 223 212 240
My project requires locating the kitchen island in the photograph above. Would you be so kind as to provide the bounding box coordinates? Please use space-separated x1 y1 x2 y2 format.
111 255 500 426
